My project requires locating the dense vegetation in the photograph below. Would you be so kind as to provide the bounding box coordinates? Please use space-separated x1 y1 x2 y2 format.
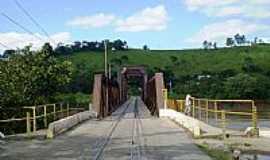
0 43 73 120
1 42 270 112
62 44 270 100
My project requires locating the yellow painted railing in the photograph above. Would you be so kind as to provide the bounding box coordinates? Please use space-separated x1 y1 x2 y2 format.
0 103 85 136
166 97 259 137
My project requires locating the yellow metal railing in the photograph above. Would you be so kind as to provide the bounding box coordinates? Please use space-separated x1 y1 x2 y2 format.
0 103 85 136
166 97 259 137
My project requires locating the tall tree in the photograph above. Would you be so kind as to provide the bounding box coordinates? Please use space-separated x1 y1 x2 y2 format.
0 44 72 108
226 38 235 47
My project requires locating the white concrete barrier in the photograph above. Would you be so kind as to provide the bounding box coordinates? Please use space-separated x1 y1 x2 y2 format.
160 109 225 137
259 128 270 138
160 109 201 137
47 111 96 139
0 132 5 139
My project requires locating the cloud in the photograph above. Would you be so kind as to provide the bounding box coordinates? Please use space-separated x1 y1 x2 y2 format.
0 32 71 53
184 0 270 19
65 5 169 32
66 13 116 28
184 0 238 11
115 5 168 32
186 19 270 45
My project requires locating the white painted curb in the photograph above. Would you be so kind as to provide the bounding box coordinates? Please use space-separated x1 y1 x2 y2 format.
47 111 97 138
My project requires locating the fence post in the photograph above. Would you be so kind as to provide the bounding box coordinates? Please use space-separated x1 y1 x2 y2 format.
214 101 218 121
32 107 36 133
221 110 226 139
206 100 209 123
252 102 259 137
199 99 202 120
192 98 195 118
67 103 70 117
53 104 56 120
89 103 92 111
43 105 47 128
60 103 63 118
26 112 31 137
181 100 183 112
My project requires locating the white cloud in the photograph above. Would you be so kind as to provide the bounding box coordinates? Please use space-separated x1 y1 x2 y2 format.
184 0 270 19
215 6 243 17
184 0 239 11
0 32 71 53
186 19 270 45
115 5 168 32
67 13 116 28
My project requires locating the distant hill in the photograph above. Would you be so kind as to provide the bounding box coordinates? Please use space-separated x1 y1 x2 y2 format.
61 44 270 100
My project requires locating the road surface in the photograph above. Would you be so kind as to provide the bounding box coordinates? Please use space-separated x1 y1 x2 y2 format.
0 97 211 160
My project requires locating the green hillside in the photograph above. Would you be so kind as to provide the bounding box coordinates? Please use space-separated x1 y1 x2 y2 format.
63 44 270 100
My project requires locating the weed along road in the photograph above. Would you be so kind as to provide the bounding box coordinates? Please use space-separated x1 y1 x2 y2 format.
0 97 211 160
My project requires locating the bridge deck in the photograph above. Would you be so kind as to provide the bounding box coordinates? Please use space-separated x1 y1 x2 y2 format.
0 97 211 160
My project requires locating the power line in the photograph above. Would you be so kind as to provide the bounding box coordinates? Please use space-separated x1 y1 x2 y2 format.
1 12 44 41
14 0 56 45
0 42 12 50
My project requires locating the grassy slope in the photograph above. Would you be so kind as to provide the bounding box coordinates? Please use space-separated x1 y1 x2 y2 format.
65 45 270 77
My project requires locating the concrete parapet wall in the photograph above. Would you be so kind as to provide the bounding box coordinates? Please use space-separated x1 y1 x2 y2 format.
160 109 201 137
260 128 270 138
47 111 97 139
159 109 224 137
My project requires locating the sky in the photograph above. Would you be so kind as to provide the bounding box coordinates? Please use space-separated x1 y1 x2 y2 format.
0 0 270 53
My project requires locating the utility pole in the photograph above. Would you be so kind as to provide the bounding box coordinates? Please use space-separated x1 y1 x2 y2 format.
104 40 109 116
104 40 108 78
109 63 112 79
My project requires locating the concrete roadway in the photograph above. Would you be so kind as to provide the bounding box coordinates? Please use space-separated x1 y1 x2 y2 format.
0 97 211 160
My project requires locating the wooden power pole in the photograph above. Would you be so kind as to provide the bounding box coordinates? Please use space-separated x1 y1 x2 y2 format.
104 40 109 116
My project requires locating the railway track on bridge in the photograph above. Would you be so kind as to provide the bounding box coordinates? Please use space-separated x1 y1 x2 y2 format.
131 97 145 160
93 97 147 160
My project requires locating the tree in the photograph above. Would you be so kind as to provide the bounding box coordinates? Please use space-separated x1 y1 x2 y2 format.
0 44 73 108
203 40 209 49
242 57 262 73
143 45 149 51
170 56 178 63
234 33 246 45
224 74 254 98
3 50 16 58
226 38 235 47
72 41 82 52
213 42 217 49
113 39 126 50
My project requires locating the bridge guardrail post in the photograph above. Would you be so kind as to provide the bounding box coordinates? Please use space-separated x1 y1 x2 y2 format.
181 100 184 112
53 104 56 120
214 101 218 121
199 99 202 120
252 101 259 137
221 110 226 140
192 98 195 118
60 103 63 118
32 107 36 133
43 105 47 128
206 100 209 123
26 112 31 137
67 103 70 117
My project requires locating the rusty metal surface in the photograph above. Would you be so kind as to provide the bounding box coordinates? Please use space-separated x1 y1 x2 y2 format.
92 67 165 118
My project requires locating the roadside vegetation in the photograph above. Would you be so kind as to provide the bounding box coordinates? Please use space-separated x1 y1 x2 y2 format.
197 144 232 160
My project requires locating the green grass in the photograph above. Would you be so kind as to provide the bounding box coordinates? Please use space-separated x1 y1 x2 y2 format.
197 144 232 160
60 44 270 100
64 45 270 77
